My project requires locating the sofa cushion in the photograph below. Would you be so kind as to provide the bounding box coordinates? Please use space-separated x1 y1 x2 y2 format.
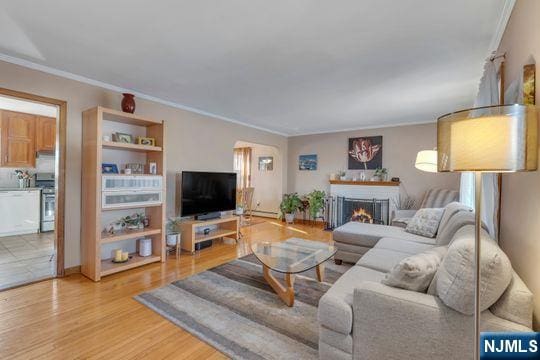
318 265 385 334
333 221 436 249
420 188 460 209
436 210 478 245
490 271 534 328
405 208 444 238
434 228 512 315
374 237 434 254
437 202 472 236
382 246 447 292
356 248 411 273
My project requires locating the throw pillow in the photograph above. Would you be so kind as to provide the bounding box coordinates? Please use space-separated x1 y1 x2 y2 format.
382 246 447 292
434 233 512 315
405 208 444 238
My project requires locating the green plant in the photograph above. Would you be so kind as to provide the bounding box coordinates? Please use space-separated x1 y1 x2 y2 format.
167 217 182 234
306 190 326 218
116 213 145 228
278 193 303 219
374 168 388 177
337 170 346 177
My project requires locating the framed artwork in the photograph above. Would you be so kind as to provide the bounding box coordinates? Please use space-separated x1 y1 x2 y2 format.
523 64 535 105
348 136 382 170
137 136 156 146
299 154 317 171
102 163 119 174
113 132 133 143
258 156 273 171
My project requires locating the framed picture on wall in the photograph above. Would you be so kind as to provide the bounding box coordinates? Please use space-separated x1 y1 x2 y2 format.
258 156 273 171
348 136 382 170
299 154 317 170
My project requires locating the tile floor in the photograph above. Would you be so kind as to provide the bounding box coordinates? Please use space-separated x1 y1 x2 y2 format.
0 232 55 290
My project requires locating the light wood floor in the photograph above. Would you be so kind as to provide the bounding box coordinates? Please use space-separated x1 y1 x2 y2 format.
0 219 331 359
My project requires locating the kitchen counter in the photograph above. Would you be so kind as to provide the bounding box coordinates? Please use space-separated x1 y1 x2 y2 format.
0 187 41 192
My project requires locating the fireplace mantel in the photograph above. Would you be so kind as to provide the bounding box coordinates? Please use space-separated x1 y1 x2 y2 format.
329 180 400 186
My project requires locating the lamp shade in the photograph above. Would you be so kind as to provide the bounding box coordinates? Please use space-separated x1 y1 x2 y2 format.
415 150 438 172
437 104 538 172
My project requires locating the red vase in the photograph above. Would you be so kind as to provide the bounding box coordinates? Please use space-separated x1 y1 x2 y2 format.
121 93 136 113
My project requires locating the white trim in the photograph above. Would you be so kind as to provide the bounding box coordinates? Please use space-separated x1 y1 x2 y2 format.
487 0 516 54
0 52 288 137
288 120 435 137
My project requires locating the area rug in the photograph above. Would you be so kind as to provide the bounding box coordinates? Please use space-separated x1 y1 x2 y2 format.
135 244 350 360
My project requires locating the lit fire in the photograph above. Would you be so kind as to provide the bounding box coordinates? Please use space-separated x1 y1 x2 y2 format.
351 208 373 223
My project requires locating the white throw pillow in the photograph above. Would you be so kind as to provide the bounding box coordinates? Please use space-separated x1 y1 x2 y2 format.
405 208 444 238
382 246 447 292
434 235 512 315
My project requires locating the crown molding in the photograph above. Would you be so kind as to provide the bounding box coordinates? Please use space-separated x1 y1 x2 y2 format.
288 119 436 137
488 0 516 54
0 52 289 137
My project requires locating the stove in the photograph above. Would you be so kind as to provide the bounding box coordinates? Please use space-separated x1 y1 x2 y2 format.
34 173 55 232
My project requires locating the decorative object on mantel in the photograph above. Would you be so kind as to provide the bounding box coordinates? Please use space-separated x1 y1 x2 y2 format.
523 64 535 105
391 177 400 182
437 104 538 360
348 136 382 170
121 93 136 113
299 154 317 170
278 193 303 224
14 170 32 188
415 149 438 172
329 173 339 181
371 167 388 181
338 170 346 181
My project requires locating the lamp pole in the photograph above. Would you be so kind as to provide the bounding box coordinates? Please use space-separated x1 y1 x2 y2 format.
474 171 482 360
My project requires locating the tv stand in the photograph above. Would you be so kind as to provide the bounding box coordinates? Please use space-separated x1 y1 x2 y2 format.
180 216 239 254
195 212 221 221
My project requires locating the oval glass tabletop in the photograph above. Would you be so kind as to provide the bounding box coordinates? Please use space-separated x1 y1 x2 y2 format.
251 238 336 274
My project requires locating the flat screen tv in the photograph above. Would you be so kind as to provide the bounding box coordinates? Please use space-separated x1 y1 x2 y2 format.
180 171 237 217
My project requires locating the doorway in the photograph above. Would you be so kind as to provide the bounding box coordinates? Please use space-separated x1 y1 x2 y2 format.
0 87 66 290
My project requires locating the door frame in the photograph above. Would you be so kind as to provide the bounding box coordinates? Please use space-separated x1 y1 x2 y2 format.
0 87 67 276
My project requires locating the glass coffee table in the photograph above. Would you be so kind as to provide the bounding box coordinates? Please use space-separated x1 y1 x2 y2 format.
251 238 336 307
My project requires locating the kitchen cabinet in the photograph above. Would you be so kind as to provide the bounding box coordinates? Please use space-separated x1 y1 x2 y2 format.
0 190 40 236
36 116 56 152
0 110 36 167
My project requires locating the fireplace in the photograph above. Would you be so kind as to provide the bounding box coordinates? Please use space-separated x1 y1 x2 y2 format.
325 196 390 229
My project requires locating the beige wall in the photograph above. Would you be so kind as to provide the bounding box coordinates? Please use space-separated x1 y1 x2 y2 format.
287 123 460 201
0 60 287 268
497 0 540 330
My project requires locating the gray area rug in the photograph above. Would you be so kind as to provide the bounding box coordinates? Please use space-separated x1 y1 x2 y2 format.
135 246 349 360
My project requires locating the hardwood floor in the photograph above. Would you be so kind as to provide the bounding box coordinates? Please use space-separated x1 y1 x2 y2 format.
0 219 331 359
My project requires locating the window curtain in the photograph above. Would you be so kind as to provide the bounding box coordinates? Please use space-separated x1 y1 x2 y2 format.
233 147 252 189
459 59 501 239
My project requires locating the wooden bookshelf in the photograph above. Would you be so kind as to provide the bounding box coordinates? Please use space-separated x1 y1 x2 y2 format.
81 106 166 281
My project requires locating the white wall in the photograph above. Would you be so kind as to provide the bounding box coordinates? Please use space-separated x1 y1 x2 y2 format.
235 141 282 216
0 60 288 268
287 123 460 202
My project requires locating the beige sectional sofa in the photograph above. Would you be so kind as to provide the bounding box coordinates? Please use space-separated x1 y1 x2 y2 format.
319 202 533 360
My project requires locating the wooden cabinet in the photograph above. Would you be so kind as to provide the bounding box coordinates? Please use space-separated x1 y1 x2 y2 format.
0 110 36 167
36 116 56 152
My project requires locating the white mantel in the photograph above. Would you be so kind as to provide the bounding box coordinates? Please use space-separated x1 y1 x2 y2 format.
329 180 400 216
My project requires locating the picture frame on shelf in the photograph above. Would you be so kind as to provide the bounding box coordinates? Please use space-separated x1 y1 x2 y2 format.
125 163 145 174
137 136 156 146
102 163 119 174
148 162 157 175
113 132 133 143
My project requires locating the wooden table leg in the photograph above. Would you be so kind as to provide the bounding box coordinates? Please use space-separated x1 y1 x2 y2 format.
263 264 295 307
316 262 325 282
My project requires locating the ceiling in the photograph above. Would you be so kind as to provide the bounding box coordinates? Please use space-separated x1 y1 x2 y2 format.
0 0 512 136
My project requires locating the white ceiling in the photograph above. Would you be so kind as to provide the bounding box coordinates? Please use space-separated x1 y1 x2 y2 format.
0 0 512 136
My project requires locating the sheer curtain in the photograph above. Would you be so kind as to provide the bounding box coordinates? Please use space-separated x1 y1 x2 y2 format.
459 59 501 239
233 147 252 189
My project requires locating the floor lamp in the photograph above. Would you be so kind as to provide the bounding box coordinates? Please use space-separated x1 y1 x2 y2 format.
437 104 538 360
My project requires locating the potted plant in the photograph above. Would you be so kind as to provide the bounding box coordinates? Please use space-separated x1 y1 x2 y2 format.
306 190 326 220
278 193 303 224
338 170 347 181
372 168 388 181
166 217 182 246
116 213 145 230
